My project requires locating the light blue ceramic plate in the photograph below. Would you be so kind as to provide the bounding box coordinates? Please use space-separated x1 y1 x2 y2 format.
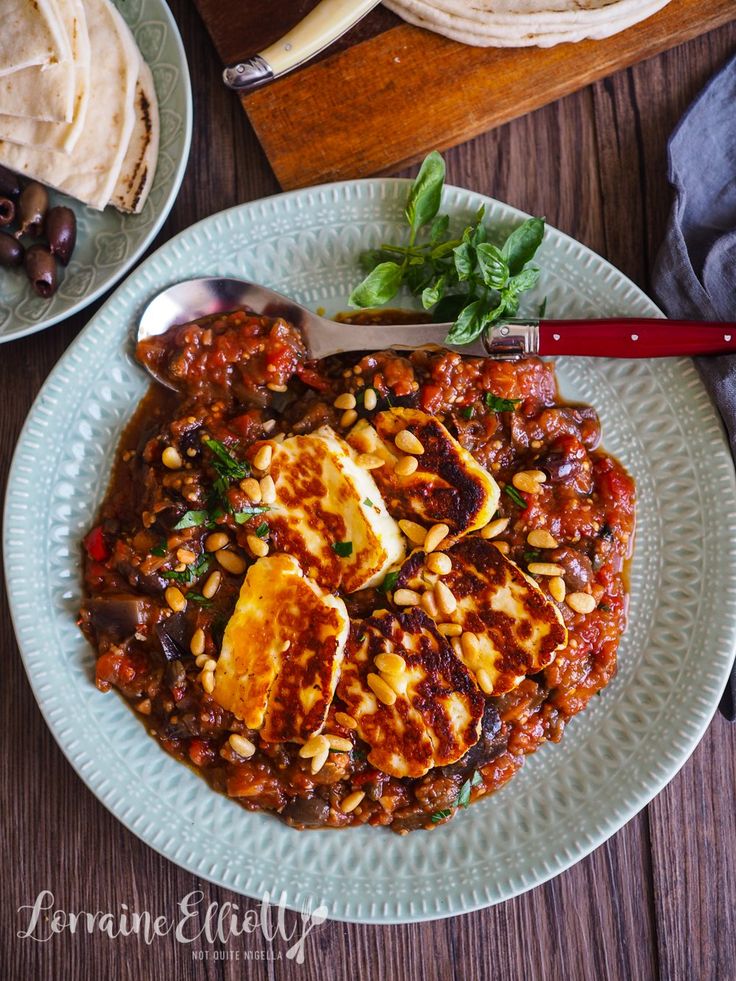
0 0 192 343
5 181 736 923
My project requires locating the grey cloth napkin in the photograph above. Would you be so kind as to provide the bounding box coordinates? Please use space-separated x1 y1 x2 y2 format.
652 53 736 719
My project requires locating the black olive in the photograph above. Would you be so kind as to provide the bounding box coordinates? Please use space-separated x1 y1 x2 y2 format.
24 244 57 298
16 181 49 238
0 164 20 198
0 230 23 267
45 205 77 265
0 196 15 227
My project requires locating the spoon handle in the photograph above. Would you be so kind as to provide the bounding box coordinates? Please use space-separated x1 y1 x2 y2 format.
538 319 736 357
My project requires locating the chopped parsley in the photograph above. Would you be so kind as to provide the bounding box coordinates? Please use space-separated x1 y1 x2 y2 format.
151 540 167 557
379 570 399 593
254 521 269 538
431 809 452 824
504 484 527 509
599 603 612 612
162 554 210 585
187 592 213 607
461 405 475 420
203 437 250 510
485 392 521 412
523 549 541 564
363 497 374 508
173 510 209 530
234 505 271 523
332 540 353 558
432 771 482 823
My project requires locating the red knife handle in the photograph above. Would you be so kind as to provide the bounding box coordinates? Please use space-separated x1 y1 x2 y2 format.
537 319 736 358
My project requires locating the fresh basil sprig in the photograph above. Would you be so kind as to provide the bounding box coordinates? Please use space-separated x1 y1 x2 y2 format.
349 151 545 345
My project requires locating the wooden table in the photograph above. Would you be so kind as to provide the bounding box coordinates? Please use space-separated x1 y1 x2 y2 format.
2 5 735 979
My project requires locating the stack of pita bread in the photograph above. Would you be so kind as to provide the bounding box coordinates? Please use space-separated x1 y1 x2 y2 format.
0 0 159 213
383 0 673 47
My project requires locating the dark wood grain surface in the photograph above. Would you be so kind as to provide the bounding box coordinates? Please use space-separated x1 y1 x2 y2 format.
1 4 735 979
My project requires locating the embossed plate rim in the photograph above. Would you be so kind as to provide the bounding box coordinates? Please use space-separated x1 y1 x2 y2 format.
0 0 193 344
5 179 736 924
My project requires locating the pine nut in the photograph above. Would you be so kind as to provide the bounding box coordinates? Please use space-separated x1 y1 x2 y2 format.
216 549 247 574
177 547 196 564
426 551 452 575
421 589 439 617
367 672 398 706
229 733 256 759
311 745 330 774
195 653 209 668
438 622 463 637
398 519 427 545
165 586 186 612
460 631 481 661
266 382 287 392
528 562 565 577
374 652 406 675
299 734 330 759
203 658 217 673
435 580 457 616
512 471 544 495
253 443 273 471
340 790 365 813
451 636 463 658
476 669 494 694
202 570 222 599
395 456 418 477
549 576 566 602
190 627 205 657
395 429 425 455
356 453 384 470
424 523 450 554
240 477 262 502
162 446 182 469
527 529 558 549
393 588 421 606
205 531 229 552
480 517 510 539
566 592 597 614
526 470 547 482
334 711 358 730
334 393 357 410
493 541 510 555
325 734 353 752
201 670 215 694
363 389 378 411
259 475 276 503
384 671 409 696
341 409 358 428
246 534 269 558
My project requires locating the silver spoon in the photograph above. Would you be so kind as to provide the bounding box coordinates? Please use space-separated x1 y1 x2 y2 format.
136 276 736 389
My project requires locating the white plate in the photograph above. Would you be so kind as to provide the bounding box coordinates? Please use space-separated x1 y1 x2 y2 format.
5 180 736 923
0 0 192 343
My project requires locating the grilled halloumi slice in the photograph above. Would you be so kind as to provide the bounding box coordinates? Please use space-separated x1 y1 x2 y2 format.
267 426 405 593
213 554 350 743
337 609 484 778
397 538 567 695
347 408 499 539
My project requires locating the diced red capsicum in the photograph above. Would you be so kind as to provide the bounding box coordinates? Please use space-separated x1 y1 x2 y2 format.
83 525 110 562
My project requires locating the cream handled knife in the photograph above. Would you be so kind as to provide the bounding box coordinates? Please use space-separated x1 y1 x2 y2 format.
223 0 382 91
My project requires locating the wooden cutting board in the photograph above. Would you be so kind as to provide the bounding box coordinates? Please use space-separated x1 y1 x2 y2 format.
193 0 735 190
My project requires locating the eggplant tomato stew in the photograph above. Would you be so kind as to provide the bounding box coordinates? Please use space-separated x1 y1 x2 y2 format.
79 309 635 833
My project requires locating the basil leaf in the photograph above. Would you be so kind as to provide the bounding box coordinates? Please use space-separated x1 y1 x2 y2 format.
445 299 485 345
471 220 488 247
359 248 391 273
432 293 468 324
508 266 540 294
452 241 475 282
430 213 449 246
405 151 445 237
456 778 473 809
501 217 545 276
476 243 508 290
173 510 209 530
349 261 403 308
421 275 446 310
331 540 353 557
405 261 434 296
